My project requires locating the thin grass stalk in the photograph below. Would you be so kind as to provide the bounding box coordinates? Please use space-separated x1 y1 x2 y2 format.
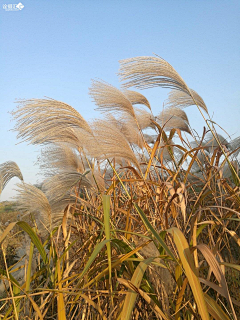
1 244 19 320
103 195 114 309
26 240 34 293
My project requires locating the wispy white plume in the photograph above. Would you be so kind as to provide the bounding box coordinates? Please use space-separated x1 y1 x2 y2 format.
203 133 228 152
119 56 189 93
228 136 240 156
42 171 92 205
0 161 23 191
12 98 92 146
123 90 151 111
89 120 140 169
89 80 135 117
135 107 156 130
165 89 208 113
14 183 51 235
39 143 84 176
159 107 189 124
157 109 191 133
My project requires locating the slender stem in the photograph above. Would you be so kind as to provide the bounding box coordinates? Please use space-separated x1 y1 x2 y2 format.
1 244 19 320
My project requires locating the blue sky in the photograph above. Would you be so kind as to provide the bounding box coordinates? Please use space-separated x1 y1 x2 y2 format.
0 0 240 200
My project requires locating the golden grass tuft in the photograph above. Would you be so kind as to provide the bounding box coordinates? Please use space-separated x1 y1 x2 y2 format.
0 55 239 320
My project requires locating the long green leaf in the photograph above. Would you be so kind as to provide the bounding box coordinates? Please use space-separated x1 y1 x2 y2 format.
134 204 175 261
76 239 111 287
103 194 113 304
17 221 48 264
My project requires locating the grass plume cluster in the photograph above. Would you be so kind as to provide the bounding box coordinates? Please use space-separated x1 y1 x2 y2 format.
0 55 240 320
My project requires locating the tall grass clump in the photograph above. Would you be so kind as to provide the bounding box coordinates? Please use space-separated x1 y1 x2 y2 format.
0 55 239 319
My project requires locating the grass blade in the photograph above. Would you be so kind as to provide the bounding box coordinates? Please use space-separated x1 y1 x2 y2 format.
168 227 209 320
121 257 154 320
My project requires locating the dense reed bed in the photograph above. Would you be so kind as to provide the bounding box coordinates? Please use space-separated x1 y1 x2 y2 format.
0 55 239 319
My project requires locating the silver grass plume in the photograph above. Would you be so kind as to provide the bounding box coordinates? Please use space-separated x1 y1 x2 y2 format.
203 133 228 153
189 141 209 173
134 107 156 130
105 114 144 148
159 107 189 124
143 134 158 144
40 144 105 192
119 56 189 92
228 136 240 157
156 110 191 134
0 161 23 191
39 143 84 176
123 90 151 111
14 183 52 235
88 120 140 169
42 171 92 205
12 98 92 145
0 174 3 194
48 191 78 214
89 80 135 117
165 89 208 114
221 160 239 179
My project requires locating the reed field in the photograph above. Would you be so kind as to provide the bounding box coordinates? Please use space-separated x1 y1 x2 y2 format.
0 55 240 319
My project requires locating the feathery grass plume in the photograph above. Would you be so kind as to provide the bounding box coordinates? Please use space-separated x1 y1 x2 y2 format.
123 90 151 111
89 80 135 117
39 143 84 176
14 183 52 234
119 56 189 92
104 114 144 148
42 170 93 205
143 134 158 144
48 191 77 214
0 174 3 194
0 161 23 191
156 111 191 133
159 107 189 124
12 98 92 145
134 107 156 130
228 136 240 156
165 89 208 113
189 140 209 172
203 132 228 152
40 142 105 192
221 160 239 179
89 120 140 169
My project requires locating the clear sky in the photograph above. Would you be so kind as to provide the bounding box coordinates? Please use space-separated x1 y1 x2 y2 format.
1 0 240 200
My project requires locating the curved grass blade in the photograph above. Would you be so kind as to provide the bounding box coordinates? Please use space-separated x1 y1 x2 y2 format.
103 194 113 305
118 278 170 320
76 239 111 287
204 293 231 320
17 221 48 264
168 227 209 320
134 204 175 261
121 257 154 320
